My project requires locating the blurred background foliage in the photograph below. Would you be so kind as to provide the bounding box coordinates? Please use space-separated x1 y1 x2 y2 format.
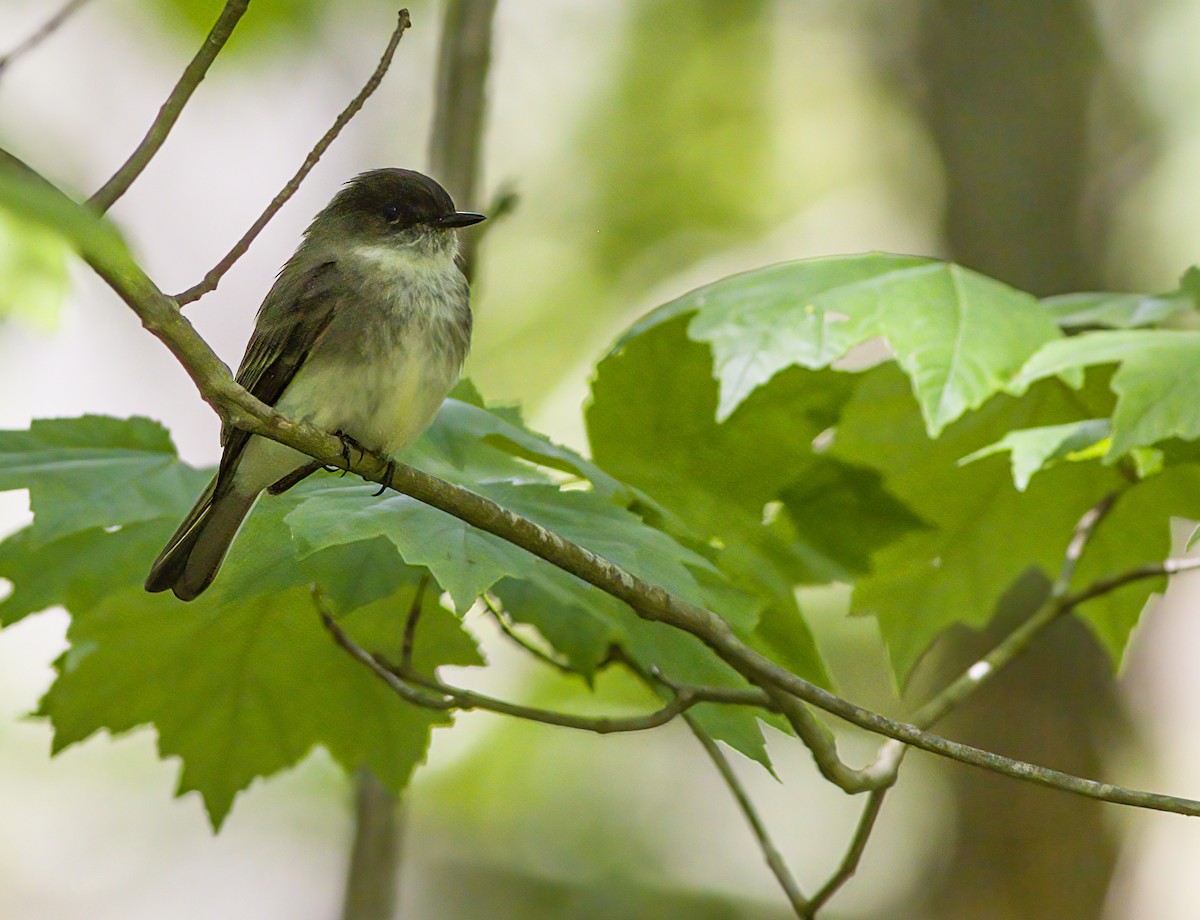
2 0 1200 918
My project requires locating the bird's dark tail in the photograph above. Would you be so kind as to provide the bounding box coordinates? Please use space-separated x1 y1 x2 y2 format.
144 476 256 601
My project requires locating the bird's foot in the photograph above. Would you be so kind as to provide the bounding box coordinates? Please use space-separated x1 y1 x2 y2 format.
334 431 369 477
373 459 395 497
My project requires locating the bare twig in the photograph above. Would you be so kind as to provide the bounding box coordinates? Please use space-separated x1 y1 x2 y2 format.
1052 491 1122 598
688 718 809 916
0 0 95 78
317 596 448 709
400 571 430 671
766 689 896 794
88 0 250 213
173 8 412 305
484 594 576 674
429 0 497 281
908 492 1122 730
1061 554 1200 610
803 789 888 918
318 597 735 734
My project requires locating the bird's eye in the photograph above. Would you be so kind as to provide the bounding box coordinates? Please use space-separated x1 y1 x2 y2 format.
382 203 401 223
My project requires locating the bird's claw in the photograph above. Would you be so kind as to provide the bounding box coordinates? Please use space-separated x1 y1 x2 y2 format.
373 460 395 497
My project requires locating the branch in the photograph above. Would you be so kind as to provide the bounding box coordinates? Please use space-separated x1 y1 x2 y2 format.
429 0 498 282
766 688 896 794
907 492 1122 730
88 0 250 213
1061 554 1200 610
20 159 1200 819
688 717 809 916
484 594 577 674
0 0 95 78
318 599 757 734
802 789 888 918
173 8 412 305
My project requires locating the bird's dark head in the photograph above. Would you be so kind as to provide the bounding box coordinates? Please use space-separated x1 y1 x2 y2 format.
306 168 485 255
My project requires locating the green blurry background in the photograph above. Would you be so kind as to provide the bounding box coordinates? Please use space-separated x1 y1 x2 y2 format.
2 0 1200 917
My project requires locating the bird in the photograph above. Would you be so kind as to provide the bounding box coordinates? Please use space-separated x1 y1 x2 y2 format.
145 168 486 601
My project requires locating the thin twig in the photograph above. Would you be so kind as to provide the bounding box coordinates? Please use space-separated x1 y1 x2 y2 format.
317 594 449 709
1051 491 1121 599
908 491 1122 730
400 571 430 671
1061 554 1200 610
429 0 497 282
0 0 95 78
483 594 577 674
627 655 809 916
688 717 809 916
318 595 733 734
88 0 250 213
803 789 888 918
173 8 412 305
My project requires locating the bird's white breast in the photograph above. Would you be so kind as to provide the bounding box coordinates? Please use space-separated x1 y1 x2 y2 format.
233 240 469 494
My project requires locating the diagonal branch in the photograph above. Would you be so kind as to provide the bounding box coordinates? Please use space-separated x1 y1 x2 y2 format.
0 0 96 78
907 491 1123 730
173 8 412 306
88 0 251 213
688 717 809 916
19 159 1200 819
802 789 888 918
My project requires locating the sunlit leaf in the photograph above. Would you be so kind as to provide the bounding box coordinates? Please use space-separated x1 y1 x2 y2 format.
960 419 1112 491
627 254 1062 434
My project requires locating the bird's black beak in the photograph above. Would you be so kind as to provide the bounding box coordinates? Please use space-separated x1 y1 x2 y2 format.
435 211 487 228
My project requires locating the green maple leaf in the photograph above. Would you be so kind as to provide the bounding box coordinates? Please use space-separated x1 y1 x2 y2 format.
628 254 1062 433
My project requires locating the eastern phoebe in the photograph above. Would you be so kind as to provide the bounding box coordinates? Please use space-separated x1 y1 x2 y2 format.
145 168 486 601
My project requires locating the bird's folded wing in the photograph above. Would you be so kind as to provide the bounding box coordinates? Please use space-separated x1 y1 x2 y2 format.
216 259 343 482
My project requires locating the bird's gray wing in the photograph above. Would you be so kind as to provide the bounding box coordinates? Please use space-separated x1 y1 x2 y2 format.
216 258 343 483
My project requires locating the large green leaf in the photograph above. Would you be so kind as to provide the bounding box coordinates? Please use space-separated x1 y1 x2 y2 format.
588 315 874 687
39 583 475 828
0 416 211 545
833 364 1123 680
1040 266 1199 331
628 254 1062 434
1069 465 1200 661
0 397 774 813
0 520 170 626
1014 330 1200 455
